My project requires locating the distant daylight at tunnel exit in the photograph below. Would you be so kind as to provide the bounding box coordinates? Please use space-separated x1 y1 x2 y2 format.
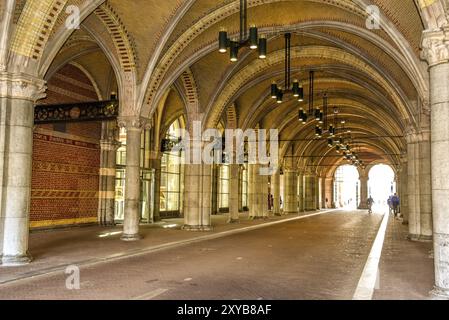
0 0 449 307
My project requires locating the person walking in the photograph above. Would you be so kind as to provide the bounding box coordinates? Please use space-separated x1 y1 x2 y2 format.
367 196 374 214
391 193 400 218
387 196 393 214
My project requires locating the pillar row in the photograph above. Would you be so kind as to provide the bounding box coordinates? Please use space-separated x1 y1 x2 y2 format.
324 177 334 209
0 73 46 266
304 173 316 211
183 161 212 231
118 117 144 241
98 121 119 226
151 154 162 222
399 157 409 224
283 169 298 214
272 169 281 216
422 28 449 298
358 175 369 209
297 172 304 212
228 163 240 223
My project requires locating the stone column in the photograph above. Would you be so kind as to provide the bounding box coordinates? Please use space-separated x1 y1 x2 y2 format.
261 168 269 218
151 154 162 222
183 163 212 230
406 130 420 240
399 156 409 224
118 117 143 241
315 176 320 210
283 168 298 214
422 28 449 298
320 177 326 208
358 174 369 209
297 172 304 212
98 121 119 226
248 164 256 218
272 169 281 216
253 164 264 219
304 172 316 211
0 73 46 266
417 130 433 240
228 163 240 223
324 177 334 209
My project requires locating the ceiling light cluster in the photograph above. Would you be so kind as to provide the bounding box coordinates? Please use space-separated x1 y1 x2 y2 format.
270 33 304 104
218 0 267 62
328 118 365 168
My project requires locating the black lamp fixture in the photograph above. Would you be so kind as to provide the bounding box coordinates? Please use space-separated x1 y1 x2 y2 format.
270 33 304 104
298 71 316 124
218 0 267 62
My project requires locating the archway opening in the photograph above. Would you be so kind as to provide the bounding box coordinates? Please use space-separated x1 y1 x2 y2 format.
333 165 360 210
368 164 396 212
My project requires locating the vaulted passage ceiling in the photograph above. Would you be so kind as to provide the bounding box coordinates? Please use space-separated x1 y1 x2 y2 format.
11 0 431 176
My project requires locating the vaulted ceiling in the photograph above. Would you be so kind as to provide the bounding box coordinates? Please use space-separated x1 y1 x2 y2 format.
9 0 435 176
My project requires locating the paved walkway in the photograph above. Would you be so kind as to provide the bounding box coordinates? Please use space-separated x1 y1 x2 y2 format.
0 212 326 284
0 210 435 300
373 216 434 300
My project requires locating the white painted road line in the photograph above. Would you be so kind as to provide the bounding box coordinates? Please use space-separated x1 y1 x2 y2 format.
353 211 390 300
132 288 169 300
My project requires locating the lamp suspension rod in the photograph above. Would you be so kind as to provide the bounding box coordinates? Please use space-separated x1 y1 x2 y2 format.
324 93 328 129
309 71 314 114
240 0 248 42
284 33 291 90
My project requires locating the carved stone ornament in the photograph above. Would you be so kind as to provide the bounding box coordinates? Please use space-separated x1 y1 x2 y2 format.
117 116 152 130
421 27 449 67
0 72 47 102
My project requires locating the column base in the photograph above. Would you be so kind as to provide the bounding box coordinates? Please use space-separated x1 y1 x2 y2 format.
408 234 432 242
273 212 282 217
1 253 33 266
227 218 240 224
419 235 433 242
182 225 213 231
430 286 449 300
407 234 420 241
100 221 116 227
120 233 142 241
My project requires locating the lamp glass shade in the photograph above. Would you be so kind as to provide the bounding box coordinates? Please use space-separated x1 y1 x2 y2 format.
298 87 304 101
250 27 258 49
219 31 228 53
315 109 321 121
230 43 239 62
292 82 300 97
271 83 278 99
276 91 283 104
258 38 267 58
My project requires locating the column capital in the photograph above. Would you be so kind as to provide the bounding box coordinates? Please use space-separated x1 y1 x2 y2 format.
421 27 449 67
0 72 46 102
359 174 369 181
417 128 431 142
117 116 152 130
400 154 408 164
405 126 418 143
100 139 121 151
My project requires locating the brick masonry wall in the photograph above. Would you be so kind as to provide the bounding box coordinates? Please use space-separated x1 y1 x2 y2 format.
31 64 102 229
